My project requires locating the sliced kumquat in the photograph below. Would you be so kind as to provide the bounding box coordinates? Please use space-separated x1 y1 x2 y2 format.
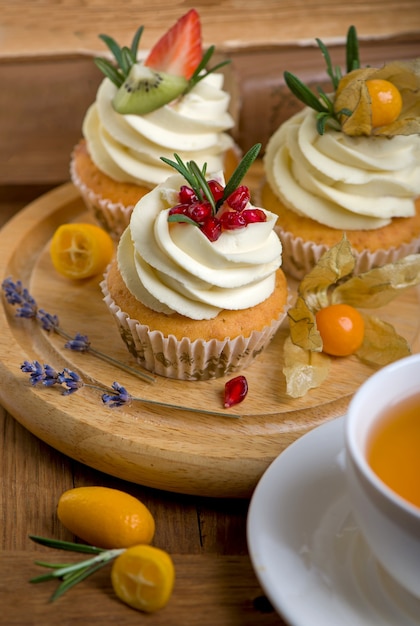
57 486 155 549
315 303 365 357
365 79 403 128
50 222 114 279
111 544 175 613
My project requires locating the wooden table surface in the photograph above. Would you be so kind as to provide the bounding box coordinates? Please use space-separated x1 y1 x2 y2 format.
0 185 286 626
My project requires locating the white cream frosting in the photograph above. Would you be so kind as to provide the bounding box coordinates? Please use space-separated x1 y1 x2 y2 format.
117 174 283 320
83 73 235 187
264 108 420 230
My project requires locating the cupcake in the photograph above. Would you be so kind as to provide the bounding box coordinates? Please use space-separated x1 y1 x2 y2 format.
101 147 288 380
71 9 239 240
262 26 420 279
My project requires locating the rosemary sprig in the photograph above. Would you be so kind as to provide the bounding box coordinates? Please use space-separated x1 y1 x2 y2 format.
186 44 231 93
346 25 360 73
162 142 261 223
221 143 261 201
29 535 124 602
94 26 144 88
283 25 360 134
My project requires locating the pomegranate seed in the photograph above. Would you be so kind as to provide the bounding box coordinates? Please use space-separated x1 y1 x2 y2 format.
201 216 222 241
187 201 213 224
224 375 248 408
179 185 197 204
169 203 190 216
242 209 267 224
220 211 246 230
207 179 225 203
226 185 250 212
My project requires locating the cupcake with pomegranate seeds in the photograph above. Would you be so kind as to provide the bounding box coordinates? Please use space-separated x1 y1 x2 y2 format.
71 9 239 240
262 26 420 279
102 145 289 380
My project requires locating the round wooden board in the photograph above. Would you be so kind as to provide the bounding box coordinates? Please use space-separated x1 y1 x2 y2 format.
1 183 420 498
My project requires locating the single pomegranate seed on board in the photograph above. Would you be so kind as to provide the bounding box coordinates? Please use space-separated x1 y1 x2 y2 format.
224 375 248 408
207 179 225 203
201 216 222 241
179 185 197 204
187 201 213 224
220 211 246 230
226 185 250 212
242 209 267 224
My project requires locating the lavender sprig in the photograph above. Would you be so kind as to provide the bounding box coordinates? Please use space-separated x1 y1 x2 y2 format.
20 361 241 418
2 277 155 384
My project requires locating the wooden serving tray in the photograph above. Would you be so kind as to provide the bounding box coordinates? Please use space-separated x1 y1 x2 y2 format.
1 183 419 498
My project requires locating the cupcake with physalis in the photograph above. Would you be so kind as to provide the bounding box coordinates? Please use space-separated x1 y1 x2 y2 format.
71 9 239 240
101 145 288 380
262 26 420 279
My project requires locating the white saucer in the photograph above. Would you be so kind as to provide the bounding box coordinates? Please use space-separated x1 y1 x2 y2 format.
247 415 420 626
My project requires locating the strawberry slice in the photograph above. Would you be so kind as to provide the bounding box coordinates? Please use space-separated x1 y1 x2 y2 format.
145 9 202 80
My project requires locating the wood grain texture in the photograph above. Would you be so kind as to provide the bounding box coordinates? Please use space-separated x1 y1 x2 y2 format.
1 0 420 56
0 551 284 626
1 175 420 498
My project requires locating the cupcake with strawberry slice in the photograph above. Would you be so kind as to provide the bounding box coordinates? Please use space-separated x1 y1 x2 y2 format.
71 9 239 239
102 145 288 380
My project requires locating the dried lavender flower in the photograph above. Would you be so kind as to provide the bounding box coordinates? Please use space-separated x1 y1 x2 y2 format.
102 382 132 407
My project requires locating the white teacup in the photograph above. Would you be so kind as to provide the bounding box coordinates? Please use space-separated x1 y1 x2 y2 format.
345 353 420 599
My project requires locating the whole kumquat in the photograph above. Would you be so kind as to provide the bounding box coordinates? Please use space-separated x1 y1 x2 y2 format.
315 303 365 357
50 222 114 279
365 79 403 128
111 544 175 613
57 486 155 549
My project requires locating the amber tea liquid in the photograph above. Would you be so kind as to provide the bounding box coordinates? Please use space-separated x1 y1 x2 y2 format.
367 391 420 509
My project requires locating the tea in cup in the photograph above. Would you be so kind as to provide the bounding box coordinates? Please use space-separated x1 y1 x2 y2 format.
345 353 420 599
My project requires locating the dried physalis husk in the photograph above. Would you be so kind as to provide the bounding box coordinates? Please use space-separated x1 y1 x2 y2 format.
283 336 330 398
283 236 420 397
332 254 420 309
355 314 410 366
334 60 420 136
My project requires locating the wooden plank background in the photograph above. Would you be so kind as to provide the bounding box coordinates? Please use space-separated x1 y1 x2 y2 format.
1 1 420 185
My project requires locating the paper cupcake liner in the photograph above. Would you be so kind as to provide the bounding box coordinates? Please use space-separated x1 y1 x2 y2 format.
70 157 134 240
101 276 287 381
276 226 420 281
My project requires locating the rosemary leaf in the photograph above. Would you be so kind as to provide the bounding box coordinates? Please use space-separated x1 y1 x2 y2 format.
189 161 216 212
130 25 144 59
317 87 334 113
160 155 197 191
187 45 231 93
190 45 215 82
167 214 199 226
93 58 124 87
222 143 261 201
50 563 107 603
316 38 339 90
284 72 328 113
34 561 75 570
120 46 135 76
98 34 124 68
29 535 105 554
346 25 360 72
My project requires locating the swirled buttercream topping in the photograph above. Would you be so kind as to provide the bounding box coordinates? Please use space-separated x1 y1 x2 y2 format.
117 174 283 320
264 108 420 230
83 73 235 187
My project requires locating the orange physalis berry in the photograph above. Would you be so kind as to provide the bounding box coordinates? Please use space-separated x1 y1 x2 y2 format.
315 303 365 357
365 79 403 128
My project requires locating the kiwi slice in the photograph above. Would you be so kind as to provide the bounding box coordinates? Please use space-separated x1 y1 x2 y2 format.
112 63 188 115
